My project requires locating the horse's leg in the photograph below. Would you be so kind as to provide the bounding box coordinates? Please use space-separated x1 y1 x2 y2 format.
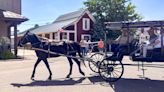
31 58 41 80
43 58 52 80
73 58 85 76
66 57 73 78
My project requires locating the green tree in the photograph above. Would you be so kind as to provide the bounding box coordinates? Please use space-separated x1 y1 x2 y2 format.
84 0 142 40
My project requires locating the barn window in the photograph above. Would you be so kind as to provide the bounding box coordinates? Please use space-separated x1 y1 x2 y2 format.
38 34 42 37
62 32 67 40
81 34 91 41
45 34 50 39
53 32 58 40
82 18 90 30
53 33 55 39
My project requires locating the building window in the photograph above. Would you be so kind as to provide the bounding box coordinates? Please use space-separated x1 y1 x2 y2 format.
38 34 42 37
81 34 91 41
69 33 75 41
53 32 58 40
82 18 90 30
45 34 50 39
53 33 55 39
62 32 67 40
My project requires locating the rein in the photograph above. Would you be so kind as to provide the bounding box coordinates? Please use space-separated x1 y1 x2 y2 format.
31 47 88 67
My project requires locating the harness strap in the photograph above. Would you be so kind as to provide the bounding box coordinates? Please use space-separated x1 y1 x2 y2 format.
48 42 51 57
66 43 77 55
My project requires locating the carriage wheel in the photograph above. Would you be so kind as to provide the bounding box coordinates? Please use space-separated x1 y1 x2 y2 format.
98 59 124 82
89 53 104 73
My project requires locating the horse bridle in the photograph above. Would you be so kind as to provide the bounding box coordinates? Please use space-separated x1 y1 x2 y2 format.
20 32 42 47
19 33 30 46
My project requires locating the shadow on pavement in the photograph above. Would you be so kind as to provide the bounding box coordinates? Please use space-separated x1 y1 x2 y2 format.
11 77 86 87
111 78 164 92
11 76 105 88
11 76 164 92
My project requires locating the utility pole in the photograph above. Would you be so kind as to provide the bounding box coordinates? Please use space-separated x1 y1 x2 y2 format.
104 31 108 57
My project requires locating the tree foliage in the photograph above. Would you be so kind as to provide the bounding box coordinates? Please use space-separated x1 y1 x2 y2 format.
84 0 142 40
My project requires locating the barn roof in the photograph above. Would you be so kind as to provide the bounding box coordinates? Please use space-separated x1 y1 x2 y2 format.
18 9 93 36
53 9 86 23
31 18 77 34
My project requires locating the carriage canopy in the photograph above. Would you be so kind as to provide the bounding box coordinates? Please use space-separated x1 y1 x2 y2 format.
105 20 164 55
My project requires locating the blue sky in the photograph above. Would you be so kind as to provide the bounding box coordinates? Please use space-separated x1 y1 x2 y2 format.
18 0 164 32
132 0 164 20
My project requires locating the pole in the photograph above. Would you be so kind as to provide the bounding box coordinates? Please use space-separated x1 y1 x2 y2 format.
104 31 107 57
161 27 164 56
14 24 18 57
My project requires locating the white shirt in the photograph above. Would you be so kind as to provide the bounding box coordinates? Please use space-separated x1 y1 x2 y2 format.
139 33 149 44
154 35 164 48
80 40 87 47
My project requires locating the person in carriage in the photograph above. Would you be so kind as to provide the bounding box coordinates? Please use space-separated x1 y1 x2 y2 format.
142 27 159 57
109 28 134 59
153 28 164 56
149 27 164 58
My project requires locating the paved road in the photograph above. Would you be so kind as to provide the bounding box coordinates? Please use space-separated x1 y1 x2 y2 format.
0 49 164 92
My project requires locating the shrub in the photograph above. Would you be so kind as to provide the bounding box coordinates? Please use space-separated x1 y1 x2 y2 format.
0 37 13 60
0 50 14 60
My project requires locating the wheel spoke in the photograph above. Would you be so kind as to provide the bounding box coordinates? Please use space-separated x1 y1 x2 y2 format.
98 54 100 60
114 70 122 73
90 63 98 70
114 67 122 69
100 55 104 61
99 59 124 82
91 62 97 67
96 55 99 60
111 72 116 78
113 71 119 78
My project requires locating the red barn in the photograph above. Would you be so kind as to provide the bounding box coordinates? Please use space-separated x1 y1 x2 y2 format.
18 9 95 42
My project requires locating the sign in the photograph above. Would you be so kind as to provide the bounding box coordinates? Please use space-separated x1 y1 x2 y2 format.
58 28 64 33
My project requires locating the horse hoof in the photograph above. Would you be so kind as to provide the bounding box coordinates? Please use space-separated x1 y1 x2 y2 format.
48 76 52 80
31 77 35 81
80 72 85 76
66 75 70 78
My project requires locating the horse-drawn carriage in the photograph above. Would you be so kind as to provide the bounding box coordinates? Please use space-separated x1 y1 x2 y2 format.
18 20 164 82
89 20 164 82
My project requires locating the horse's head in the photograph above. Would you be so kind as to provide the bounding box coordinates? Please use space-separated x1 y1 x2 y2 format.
18 31 41 47
18 31 31 47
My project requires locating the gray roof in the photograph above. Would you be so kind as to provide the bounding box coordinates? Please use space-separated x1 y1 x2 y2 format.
18 9 88 36
18 27 38 36
54 9 86 22
31 18 77 34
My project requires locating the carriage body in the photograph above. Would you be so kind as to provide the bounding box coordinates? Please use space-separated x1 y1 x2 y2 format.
96 20 164 82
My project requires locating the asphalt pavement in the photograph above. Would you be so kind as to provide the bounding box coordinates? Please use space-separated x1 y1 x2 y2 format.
0 49 164 92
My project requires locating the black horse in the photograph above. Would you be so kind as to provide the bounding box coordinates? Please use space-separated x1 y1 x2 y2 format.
18 31 85 80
